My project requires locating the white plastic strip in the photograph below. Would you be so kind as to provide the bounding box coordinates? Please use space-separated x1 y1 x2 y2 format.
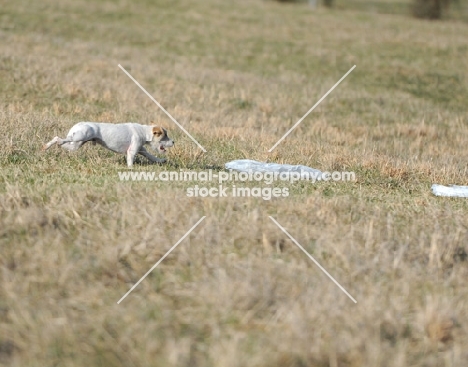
431 184 468 198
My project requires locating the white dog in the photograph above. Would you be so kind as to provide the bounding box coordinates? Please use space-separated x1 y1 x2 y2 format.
43 122 174 167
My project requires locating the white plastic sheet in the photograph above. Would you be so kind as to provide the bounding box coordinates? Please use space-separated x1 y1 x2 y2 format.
431 184 468 198
225 159 322 180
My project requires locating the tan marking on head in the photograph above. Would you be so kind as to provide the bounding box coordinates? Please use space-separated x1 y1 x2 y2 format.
152 126 164 137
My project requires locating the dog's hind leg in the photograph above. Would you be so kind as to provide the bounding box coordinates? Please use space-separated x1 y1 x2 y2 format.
45 124 94 151
60 140 86 151
43 136 61 151
43 136 86 151
43 136 75 150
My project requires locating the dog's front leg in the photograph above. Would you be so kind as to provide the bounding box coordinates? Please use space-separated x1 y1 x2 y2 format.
138 147 166 164
126 145 140 168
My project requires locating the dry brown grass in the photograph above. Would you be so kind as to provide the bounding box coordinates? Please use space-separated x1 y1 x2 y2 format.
1 0 468 366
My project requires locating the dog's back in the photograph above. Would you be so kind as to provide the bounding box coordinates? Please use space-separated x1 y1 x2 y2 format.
67 122 148 154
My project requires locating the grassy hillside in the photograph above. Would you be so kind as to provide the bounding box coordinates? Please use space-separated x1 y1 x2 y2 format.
1 0 467 366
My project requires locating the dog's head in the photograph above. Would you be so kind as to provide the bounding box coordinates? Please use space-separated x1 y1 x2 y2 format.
151 126 174 154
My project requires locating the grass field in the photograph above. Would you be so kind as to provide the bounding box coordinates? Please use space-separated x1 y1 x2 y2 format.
1 0 468 366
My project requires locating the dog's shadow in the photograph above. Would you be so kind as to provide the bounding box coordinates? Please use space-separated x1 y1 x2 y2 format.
121 157 224 171
164 162 225 171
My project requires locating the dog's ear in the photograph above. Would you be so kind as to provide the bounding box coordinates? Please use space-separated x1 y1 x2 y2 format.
152 126 163 137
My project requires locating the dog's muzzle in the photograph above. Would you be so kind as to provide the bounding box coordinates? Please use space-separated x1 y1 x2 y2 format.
157 139 174 154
